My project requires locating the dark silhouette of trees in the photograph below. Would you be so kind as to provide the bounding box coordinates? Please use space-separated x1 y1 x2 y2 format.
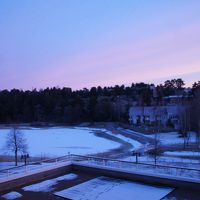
192 81 200 91
0 78 197 125
163 78 185 96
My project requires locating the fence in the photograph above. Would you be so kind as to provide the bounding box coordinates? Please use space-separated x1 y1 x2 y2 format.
0 154 200 181
0 155 71 181
70 154 200 180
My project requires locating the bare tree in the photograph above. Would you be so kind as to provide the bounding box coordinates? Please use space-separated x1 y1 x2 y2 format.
153 106 161 165
179 106 191 148
192 89 200 147
6 127 28 166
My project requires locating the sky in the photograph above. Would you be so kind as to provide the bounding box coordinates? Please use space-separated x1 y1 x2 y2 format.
0 0 200 90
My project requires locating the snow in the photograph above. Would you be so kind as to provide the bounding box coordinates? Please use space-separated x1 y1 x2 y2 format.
0 127 120 157
164 151 200 157
124 154 200 163
123 128 152 140
123 128 197 145
122 155 200 167
0 162 24 170
0 126 199 180
79 127 143 150
147 132 197 145
104 130 142 150
23 173 78 192
54 176 173 200
0 161 70 180
1 191 22 200
0 161 71 183
76 127 142 149
77 158 200 180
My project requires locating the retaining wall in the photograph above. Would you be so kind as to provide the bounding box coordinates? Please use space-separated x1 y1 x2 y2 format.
72 162 200 190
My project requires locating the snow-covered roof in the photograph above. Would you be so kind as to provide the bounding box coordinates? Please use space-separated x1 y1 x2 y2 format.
163 95 184 99
129 105 186 116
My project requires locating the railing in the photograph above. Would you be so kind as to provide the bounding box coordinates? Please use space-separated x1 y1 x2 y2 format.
0 154 200 181
70 154 200 180
0 155 71 181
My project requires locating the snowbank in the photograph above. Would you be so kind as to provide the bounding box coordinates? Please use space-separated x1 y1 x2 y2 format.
23 173 78 192
1 191 22 200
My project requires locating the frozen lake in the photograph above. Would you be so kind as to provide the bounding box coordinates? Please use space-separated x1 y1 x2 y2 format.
0 127 120 157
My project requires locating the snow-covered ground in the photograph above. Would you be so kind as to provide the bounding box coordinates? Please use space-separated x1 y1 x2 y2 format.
0 127 120 157
0 160 73 182
122 155 200 166
23 173 78 192
75 127 142 150
54 176 173 200
0 126 199 174
123 128 197 145
147 132 197 145
0 162 24 170
1 191 22 200
104 130 142 150
163 151 200 157
1 173 78 199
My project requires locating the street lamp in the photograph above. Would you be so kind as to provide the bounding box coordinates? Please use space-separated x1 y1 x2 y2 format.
132 151 141 164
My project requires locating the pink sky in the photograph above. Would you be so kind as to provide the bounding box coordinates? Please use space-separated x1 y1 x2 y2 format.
35 24 200 89
0 0 200 90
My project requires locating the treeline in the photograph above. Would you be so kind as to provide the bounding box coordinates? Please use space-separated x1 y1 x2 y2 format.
0 79 199 124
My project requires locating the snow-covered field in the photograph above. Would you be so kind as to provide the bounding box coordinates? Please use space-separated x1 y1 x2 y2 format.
54 176 173 200
0 127 120 157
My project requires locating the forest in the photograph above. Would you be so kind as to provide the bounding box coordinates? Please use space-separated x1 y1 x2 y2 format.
0 79 199 127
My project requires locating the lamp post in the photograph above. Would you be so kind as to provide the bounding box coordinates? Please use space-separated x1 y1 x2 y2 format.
132 151 140 164
21 154 30 165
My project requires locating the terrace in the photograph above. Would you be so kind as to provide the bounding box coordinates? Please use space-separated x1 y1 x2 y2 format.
1 154 200 199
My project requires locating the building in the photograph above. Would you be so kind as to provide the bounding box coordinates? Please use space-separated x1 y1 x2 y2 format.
129 95 191 130
162 95 193 106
